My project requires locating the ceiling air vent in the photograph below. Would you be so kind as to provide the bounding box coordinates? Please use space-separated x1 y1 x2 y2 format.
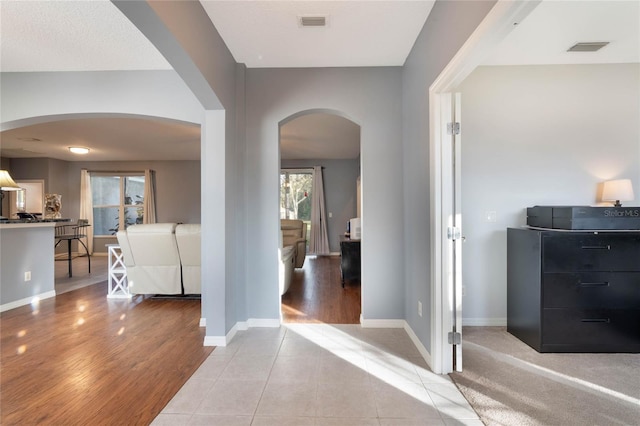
567 42 609 52
300 16 326 27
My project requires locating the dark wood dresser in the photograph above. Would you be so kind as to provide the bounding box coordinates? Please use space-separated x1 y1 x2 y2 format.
340 237 361 287
507 227 640 353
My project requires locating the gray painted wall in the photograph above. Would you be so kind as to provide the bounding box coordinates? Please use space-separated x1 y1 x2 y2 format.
0 1 503 346
281 159 360 253
0 70 202 129
458 63 640 324
246 67 404 321
0 225 55 306
401 0 497 352
5 158 201 254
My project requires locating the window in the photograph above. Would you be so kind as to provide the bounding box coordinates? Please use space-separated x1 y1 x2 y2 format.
280 169 312 246
91 174 145 236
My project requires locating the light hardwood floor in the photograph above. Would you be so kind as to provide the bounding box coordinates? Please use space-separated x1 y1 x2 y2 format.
281 255 361 324
1 254 361 424
1 257 212 425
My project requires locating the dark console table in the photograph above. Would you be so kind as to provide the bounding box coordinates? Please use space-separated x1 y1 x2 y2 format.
340 237 361 287
507 227 640 353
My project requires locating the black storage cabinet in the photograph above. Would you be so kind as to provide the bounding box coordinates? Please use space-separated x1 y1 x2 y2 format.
507 227 640 353
340 238 361 287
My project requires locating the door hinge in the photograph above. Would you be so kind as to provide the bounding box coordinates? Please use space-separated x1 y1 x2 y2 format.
448 331 462 345
447 122 461 135
447 226 461 241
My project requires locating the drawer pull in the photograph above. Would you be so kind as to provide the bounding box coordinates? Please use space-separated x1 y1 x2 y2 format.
581 318 610 323
580 245 611 250
579 282 610 287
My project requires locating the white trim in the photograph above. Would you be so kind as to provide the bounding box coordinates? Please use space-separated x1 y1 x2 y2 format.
203 318 280 346
203 335 226 346
246 318 281 328
429 0 540 375
0 290 56 313
462 318 507 327
403 321 432 370
199 318 206 327
360 318 433 371
430 1 541 93
360 318 405 328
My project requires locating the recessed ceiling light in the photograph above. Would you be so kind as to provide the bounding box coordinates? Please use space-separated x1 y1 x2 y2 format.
69 147 90 155
567 42 610 52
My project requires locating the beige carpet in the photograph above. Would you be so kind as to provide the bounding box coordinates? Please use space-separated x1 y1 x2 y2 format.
450 327 640 426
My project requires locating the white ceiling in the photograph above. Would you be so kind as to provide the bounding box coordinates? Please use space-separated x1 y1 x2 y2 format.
483 0 640 66
200 0 435 68
1 1 638 162
0 0 171 72
1 118 201 162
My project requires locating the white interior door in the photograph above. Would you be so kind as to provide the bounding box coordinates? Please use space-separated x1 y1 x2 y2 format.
439 92 463 373
428 0 540 375
452 93 463 371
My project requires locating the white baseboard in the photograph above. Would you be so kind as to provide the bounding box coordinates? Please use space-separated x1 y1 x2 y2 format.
247 318 281 328
0 290 56 313
462 317 507 326
203 335 227 346
359 316 433 371
203 318 281 347
360 316 406 328
403 322 432 370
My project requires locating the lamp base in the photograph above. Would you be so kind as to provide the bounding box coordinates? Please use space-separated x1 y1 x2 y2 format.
613 200 622 207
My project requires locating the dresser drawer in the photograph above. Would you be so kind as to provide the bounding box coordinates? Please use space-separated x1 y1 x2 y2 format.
542 234 640 272
543 309 640 347
543 272 640 309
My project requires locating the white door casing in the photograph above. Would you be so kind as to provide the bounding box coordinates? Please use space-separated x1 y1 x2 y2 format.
429 0 541 374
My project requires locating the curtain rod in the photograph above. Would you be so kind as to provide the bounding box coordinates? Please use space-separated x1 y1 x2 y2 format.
86 170 149 174
281 166 323 170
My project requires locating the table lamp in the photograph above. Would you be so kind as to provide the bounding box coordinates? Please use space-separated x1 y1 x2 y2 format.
602 178 634 207
0 170 22 218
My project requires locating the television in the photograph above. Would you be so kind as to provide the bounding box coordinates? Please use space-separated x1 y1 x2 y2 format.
349 218 362 239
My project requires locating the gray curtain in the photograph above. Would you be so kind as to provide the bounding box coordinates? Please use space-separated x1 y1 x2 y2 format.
309 166 330 255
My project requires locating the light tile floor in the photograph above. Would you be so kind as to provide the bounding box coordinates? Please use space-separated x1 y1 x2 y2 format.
152 324 481 426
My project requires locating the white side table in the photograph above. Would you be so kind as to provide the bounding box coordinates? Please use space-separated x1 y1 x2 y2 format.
107 244 131 299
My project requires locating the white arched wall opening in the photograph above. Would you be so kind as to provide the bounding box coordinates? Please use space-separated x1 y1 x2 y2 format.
243 68 405 329
278 108 362 319
0 69 226 334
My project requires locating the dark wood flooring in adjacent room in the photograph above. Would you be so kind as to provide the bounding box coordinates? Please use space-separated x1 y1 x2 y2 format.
281 255 361 324
0 279 212 425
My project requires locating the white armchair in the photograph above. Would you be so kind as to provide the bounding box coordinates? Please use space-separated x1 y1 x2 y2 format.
116 223 182 295
281 219 307 268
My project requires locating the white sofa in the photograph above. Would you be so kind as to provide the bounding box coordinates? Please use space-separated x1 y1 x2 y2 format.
175 224 201 294
117 223 201 295
279 244 295 296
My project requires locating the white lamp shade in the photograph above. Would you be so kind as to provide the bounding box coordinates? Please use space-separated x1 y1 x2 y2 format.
602 179 634 203
0 170 21 191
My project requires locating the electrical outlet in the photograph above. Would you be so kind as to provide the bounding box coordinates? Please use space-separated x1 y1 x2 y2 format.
24 271 31 282
418 301 423 317
329 212 333 218
486 211 497 222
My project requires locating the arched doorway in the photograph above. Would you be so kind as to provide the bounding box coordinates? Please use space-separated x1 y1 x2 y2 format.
278 109 362 323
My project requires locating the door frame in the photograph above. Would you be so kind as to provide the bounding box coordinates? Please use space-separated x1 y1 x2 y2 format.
429 0 541 374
